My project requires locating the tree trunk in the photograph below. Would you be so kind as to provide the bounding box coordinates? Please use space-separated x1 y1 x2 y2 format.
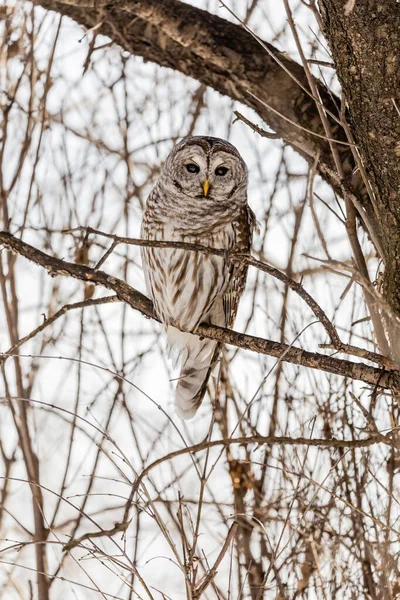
319 0 400 354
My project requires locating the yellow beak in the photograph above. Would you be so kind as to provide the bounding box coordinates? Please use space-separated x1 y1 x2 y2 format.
203 179 210 197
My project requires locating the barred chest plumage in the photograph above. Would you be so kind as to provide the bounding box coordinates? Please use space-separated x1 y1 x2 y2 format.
142 219 240 332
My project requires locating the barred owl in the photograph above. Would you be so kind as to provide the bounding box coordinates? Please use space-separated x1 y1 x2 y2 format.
141 136 254 419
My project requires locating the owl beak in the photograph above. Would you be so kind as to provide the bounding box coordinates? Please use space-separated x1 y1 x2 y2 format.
203 179 210 197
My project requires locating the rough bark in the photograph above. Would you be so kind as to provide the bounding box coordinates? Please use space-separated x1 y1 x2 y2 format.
319 0 400 351
28 0 364 209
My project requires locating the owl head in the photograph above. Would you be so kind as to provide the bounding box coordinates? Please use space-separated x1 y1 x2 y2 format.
160 136 248 205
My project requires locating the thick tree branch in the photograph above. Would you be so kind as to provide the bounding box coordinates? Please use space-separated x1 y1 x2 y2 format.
27 0 365 206
1 231 399 391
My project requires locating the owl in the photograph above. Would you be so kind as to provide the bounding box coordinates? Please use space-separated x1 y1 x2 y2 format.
141 136 255 419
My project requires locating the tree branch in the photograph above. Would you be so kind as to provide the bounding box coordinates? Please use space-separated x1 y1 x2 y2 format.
1 231 399 392
28 0 364 205
122 431 391 523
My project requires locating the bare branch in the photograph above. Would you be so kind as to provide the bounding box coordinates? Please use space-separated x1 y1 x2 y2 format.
1 231 398 390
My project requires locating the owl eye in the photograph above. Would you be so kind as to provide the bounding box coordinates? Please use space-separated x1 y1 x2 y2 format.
185 163 200 174
215 166 228 176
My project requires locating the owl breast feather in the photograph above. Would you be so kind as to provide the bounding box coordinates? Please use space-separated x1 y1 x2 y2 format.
144 224 235 332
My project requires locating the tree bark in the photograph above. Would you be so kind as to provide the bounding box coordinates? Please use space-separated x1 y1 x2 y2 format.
29 0 364 208
319 0 400 352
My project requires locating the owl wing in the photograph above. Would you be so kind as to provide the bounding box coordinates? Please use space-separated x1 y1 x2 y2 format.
222 205 256 328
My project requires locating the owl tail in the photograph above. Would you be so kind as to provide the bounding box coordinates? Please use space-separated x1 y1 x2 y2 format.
167 327 220 419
